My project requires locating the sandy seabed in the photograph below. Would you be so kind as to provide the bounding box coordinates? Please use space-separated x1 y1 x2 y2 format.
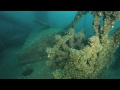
0 47 54 79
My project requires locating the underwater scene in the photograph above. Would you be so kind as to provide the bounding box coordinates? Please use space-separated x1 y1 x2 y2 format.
0 11 120 79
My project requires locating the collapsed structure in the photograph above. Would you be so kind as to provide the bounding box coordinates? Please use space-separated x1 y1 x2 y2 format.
46 11 120 79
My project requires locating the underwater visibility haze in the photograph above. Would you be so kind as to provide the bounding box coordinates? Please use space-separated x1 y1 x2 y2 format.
0 11 120 79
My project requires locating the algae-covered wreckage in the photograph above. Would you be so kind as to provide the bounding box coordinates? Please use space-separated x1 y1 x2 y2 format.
19 11 120 79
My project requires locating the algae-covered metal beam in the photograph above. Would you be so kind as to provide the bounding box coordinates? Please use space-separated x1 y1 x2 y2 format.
46 11 120 79
64 11 87 30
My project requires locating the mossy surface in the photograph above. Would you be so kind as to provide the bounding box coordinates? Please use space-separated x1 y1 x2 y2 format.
46 11 120 79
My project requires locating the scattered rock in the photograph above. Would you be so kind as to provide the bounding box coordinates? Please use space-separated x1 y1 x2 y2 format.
22 67 33 76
